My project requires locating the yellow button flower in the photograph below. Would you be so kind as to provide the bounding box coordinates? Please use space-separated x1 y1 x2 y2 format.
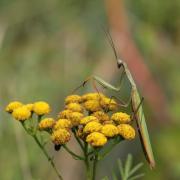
100 97 118 111
117 124 135 140
12 106 31 121
82 93 106 101
101 124 118 137
84 100 102 112
58 110 72 119
111 112 131 124
51 129 71 145
24 103 34 111
33 101 50 116
69 112 84 126
66 103 83 113
6 101 23 113
54 119 72 130
86 132 107 147
65 95 82 104
83 121 102 134
80 116 99 125
92 111 110 122
39 118 55 130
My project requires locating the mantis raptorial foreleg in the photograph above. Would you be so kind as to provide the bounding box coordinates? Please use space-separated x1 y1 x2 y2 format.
73 74 131 108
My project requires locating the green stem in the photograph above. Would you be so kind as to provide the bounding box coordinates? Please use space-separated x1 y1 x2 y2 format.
92 154 98 180
33 135 63 180
84 142 91 180
21 123 63 180
62 145 85 160
72 128 84 151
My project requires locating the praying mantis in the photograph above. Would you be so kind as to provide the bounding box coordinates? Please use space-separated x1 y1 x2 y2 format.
76 30 155 169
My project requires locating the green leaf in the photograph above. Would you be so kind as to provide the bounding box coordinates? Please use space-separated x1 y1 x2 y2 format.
128 163 144 178
124 154 133 179
109 154 144 180
117 158 124 178
128 173 145 180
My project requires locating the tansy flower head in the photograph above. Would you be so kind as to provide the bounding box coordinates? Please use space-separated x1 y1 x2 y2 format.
33 101 50 116
51 129 71 145
58 110 72 119
12 106 31 121
6 101 23 113
117 124 135 140
86 132 107 147
54 119 72 130
101 124 118 138
84 100 101 112
69 112 84 126
39 118 55 130
65 103 83 113
92 111 110 123
65 95 82 104
100 97 118 111
80 116 99 125
24 104 34 111
82 93 106 102
111 112 131 124
83 121 102 134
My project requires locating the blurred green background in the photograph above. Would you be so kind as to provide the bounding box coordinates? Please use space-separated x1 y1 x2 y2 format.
0 0 180 179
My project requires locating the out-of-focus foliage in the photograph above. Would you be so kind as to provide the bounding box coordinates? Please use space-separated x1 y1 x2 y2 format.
0 0 180 180
103 154 144 180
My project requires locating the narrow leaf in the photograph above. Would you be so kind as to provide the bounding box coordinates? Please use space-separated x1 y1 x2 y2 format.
128 163 143 178
117 159 124 178
124 154 133 179
128 173 145 180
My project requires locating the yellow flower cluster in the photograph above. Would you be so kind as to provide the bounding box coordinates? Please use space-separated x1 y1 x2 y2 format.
56 93 136 147
6 93 136 148
6 101 51 121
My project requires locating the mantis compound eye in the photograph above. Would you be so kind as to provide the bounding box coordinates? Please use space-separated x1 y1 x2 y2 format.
117 59 123 68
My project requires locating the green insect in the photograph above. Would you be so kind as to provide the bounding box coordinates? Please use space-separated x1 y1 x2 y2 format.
76 30 155 169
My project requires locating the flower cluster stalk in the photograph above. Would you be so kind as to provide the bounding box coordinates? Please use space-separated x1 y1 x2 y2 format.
21 122 63 180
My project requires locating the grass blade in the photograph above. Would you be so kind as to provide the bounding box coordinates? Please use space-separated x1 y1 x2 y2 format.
117 158 124 178
128 173 145 180
128 163 143 178
124 154 133 179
